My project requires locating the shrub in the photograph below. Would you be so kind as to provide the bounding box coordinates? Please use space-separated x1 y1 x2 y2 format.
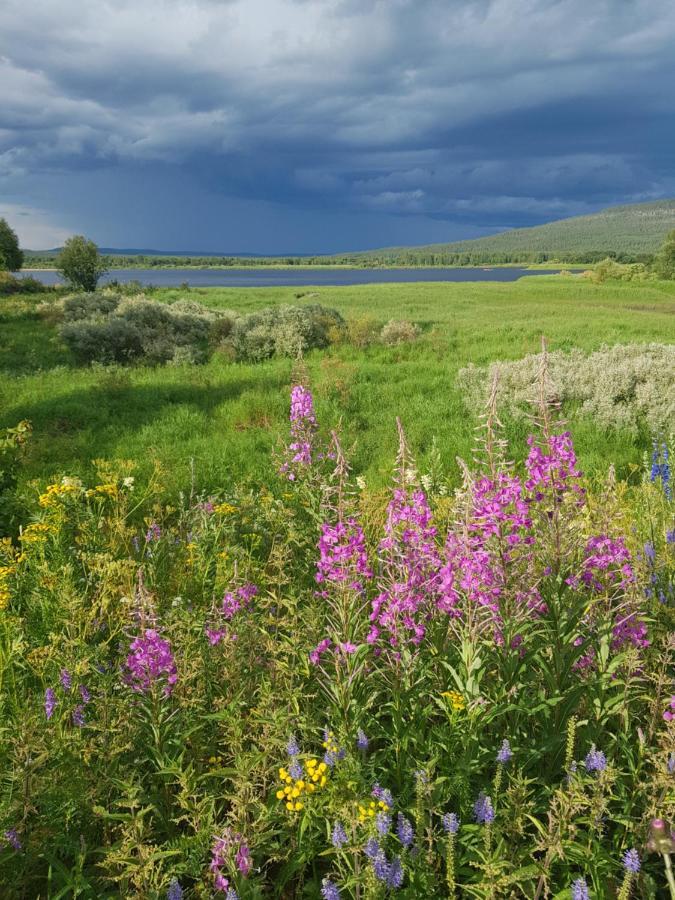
587 258 648 283
58 293 217 365
62 290 121 321
0 272 48 295
458 343 675 432
347 314 380 348
380 318 420 345
230 304 345 361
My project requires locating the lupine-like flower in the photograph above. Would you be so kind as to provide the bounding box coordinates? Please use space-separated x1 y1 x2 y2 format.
622 848 640 873
364 837 381 859
496 739 512 764
387 856 404 889
287 735 300 757
321 879 341 900
289 760 303 780
331 821 348 849
167 878 183 900
372 784 394 808
473 793 495 825
60 668 72 690
397 813 414 847
571 877 589 900
3 828 21 851
442 812 460 834
376 811 392 836
584 747 607 774
124 629 177 696
145 523 161 543
356 728 369 751
45 687 57 720
79 684 91 704
72 704 86 728
651 439 672 499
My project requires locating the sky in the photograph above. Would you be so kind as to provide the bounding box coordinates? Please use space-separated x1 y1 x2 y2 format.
1 0 675 253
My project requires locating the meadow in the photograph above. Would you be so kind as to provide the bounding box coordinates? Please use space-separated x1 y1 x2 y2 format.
0 275 674 898
1 276 674 501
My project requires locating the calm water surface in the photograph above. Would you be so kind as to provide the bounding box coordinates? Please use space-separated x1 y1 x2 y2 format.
24 266 572 288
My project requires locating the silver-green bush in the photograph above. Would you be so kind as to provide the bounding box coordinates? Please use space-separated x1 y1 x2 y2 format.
458 343 675 431
380 319 420 345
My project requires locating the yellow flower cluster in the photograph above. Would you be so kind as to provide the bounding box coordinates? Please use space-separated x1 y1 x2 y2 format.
86 483 118 498
213 502 236 516
275 759 328 812
441 690 466 711
38 481 81 508
20 522 54 545
323 731 339 755
0 564 16 610
357 797 390 824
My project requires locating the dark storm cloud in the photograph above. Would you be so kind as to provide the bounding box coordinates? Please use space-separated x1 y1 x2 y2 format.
1 0 674 250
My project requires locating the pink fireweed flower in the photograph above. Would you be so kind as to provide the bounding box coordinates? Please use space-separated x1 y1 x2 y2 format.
663 696 675 722
309 637 332 665
124 629 177 697
210 829 250 893
279 384 318 479
206 583 257 646
316 519 372 591
525 432 584 500
370 487 441 648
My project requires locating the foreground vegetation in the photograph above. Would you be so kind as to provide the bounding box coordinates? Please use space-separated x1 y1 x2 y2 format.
0 371 673 897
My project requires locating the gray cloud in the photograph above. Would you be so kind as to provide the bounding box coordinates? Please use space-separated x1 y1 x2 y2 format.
1 0 674 249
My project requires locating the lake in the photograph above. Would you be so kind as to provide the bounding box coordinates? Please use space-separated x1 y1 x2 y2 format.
22 267 575 288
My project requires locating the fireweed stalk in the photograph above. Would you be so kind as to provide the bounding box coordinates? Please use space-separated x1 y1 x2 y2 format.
312 433 373 731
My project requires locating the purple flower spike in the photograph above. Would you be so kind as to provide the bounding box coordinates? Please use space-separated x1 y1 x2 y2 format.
287 734 300 757
321 878 341 900
4 829 21 851
167 879 183 900
622 848 640 873
442 812 460 834
584 746 607 774
45 687 57 720
571 878 589 900
397 813 414 847
356 728 369 750
496 739 512 764
331 821 348 849
473 793 494 825
59 669 72 690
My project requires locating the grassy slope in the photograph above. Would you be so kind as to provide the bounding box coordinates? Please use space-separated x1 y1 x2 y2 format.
1 276 674 496
347 199 675 259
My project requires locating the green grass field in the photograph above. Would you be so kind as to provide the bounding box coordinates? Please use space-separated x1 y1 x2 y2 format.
1 275 674 495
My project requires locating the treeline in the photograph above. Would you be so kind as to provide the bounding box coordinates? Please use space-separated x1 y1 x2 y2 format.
23 249 655 269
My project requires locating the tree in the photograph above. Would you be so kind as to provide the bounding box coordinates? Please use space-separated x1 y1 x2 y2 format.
0 218 23 272
653 229 675 279
56 235 108 291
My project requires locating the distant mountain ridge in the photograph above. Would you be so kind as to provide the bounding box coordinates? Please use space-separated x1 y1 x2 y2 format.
23 198 675 266
338 199 675 264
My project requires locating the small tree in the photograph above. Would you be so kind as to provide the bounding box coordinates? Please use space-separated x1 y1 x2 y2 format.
653 229 675 279
0 218 23 272
57 235 108 291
